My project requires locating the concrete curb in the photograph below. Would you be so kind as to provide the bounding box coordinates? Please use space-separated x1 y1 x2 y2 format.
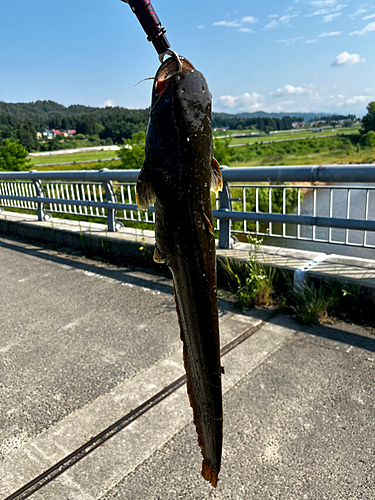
1 211 374 290
0 212 157 268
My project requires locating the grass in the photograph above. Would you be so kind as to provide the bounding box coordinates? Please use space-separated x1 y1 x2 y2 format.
213 126 360 144
219 236 278 309
232 150 374 167
27 129 368 170
213 128 261 137
30 159 123 172
219 244 375 328
29 150 120 165
228 126 360 146
228 134 374 167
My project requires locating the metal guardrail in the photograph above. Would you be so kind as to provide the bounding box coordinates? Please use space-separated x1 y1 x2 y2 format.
0 165 374 249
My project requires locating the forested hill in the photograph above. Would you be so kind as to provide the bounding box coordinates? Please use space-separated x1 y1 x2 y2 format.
0 100 326 133
0 100 150 144
0 100 354 152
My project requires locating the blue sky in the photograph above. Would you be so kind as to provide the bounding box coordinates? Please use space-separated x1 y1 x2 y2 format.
1 0 374 116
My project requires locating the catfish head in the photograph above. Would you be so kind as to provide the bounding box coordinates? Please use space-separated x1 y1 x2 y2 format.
136 56 222 212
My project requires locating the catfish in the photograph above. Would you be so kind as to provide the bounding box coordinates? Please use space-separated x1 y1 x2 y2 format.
136 56 223 487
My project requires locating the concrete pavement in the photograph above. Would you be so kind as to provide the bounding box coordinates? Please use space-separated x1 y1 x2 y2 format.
0 235 374 499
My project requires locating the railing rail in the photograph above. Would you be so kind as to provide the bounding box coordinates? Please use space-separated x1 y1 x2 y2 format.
0 165 374 250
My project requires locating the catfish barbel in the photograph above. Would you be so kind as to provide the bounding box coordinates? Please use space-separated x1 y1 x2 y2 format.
136 55 223 487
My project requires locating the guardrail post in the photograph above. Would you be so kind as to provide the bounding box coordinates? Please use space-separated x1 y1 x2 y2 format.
31 171 50 221
101 169 123 232
218 167 232 249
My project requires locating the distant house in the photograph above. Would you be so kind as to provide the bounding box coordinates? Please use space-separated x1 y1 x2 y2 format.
36 132 42 139
52 129 64 136
68 129 76 136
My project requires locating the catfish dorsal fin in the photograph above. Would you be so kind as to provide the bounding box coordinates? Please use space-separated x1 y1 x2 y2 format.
136 164 156 211
210 157 223 193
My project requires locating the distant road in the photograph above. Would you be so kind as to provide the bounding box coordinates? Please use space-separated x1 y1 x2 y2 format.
228 132 355 148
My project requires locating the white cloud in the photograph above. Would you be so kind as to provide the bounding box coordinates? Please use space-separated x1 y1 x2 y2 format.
349 8 368 19
197 25 205 29
241 16 258 24
279 13 299 23
363 14 375 21
350 21 375 35
239 28 255 33
100 99 114 108
303 39 317 43
218 92 265 112
331 51 365 66
305 1 346 18
276 37 304 44
341 95 372 106
263 12 298 29
310 0 338 7
319 31 341 36
213 15 258 30
213 20 242 28
322 12 342 22
217 94 306 114
264 20 279 29
275 84 312 96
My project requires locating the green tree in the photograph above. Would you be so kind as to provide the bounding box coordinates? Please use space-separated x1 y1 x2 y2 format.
118 131 146 169
213 136 231 166
360 131 375 148
0 139 31 171
361 102 375 134
17 123 38 152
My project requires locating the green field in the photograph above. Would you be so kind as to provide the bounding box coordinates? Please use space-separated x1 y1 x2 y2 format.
29 150 120 165
213 128 261 137
31 160 122 172
215 126 360 146
25 129 373 173
228 134 375 167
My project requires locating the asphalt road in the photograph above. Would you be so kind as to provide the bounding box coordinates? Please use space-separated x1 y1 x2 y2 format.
0 235 374 499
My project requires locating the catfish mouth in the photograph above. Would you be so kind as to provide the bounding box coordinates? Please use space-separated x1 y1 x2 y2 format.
154 56 195 95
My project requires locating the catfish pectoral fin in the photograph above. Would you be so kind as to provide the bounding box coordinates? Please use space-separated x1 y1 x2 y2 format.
203 212 215 236
153 247 165 264
202 460 219 488
136 165 156 211
210 157 223 193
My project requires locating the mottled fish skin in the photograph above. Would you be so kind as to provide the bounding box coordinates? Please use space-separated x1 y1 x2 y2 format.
136 57 223 487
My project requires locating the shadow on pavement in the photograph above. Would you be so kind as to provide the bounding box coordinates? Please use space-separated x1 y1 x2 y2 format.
0 235 236 316
268 313 375 353
304 322 375 352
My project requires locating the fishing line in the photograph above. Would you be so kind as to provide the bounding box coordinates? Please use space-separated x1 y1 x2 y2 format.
4 316 272 500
